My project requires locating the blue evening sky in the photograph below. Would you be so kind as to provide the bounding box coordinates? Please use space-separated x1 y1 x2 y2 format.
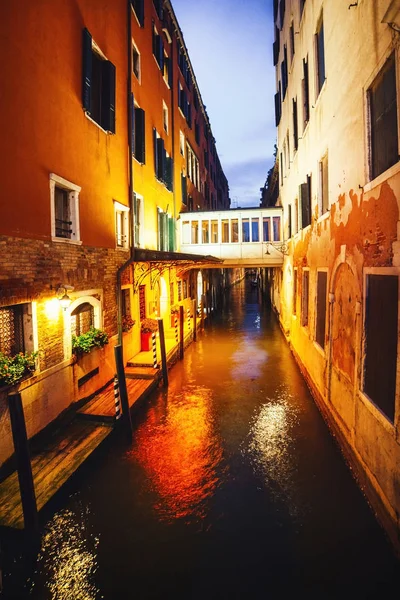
171 0 276 208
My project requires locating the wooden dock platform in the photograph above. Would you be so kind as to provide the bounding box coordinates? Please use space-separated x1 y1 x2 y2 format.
0 419 112 529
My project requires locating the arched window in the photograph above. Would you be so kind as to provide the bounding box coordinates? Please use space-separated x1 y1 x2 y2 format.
70 302 94 337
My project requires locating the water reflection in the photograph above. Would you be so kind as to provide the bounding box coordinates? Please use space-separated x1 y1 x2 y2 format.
243 386 302 518
35 501 100 600
130 385 223 523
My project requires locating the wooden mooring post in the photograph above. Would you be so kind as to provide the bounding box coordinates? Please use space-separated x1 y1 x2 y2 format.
8 393 38 531
201 294 205 329
179 305 184 359
157 318 168 387
192 299 197 341
114 345 133 440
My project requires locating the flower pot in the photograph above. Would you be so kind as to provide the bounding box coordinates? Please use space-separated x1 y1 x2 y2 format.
141 331 152 351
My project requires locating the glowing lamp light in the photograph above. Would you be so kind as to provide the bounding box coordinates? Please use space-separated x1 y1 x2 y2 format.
57 285 74 310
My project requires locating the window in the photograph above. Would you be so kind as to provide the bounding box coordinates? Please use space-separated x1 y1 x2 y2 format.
364 274 398 422
302 58 310 129
131 0 144 26
263 217 270 241
154 129 173 189
50 173 81 243
222 220 229 243
319 153 329 216
152 23 164 71
139 285 146 320
131 97 145 164
170 282 174 305
300 0 306 19
82 29 116 133
315 16 325 96
163 101 169 133
231 219 239 243
251 218 260 242
0 304 34 356
133 192 144 248
183 280 188 299
273 216 281 241
122 289 131 319
288 204 292 239
368 53 398 180
281 45 288 99
315 271 327 348
274 86 282 126
293 98 298 151
132 41 140 80
71 302 94 337
202 221 209 243
180 131 185 156
211 220 218 243
177 280 182 302
299 175 312 228
293 269 297 315
289 22 295 62
114 201 129 249
195 122 200 145
163 52 172 87
153 0 163 19
186 143 200 190
301 270 309 327
242 219 250 242
181 173 188 205
191 221 199 244
157 208 173 251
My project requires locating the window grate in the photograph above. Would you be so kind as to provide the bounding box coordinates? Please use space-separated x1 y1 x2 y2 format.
0 305 25 356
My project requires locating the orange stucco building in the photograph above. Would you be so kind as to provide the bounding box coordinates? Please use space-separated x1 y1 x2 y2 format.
0 0 229 470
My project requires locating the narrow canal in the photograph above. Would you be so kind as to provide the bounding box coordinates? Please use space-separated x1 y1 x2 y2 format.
2 281 399 599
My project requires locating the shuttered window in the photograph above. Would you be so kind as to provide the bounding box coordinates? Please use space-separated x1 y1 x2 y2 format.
152 24 164 71
131 95 146 164
364 274 398 422
369 53 398 180
319 153 329 215
299 175 312 228
315 271 327 348
82 29 116 133
315 17 325 95
293 98 298 151
131 0 144 26
302 58 310 130
301 270 309 327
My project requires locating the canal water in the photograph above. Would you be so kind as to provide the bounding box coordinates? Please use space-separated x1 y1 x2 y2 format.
2 281 399 599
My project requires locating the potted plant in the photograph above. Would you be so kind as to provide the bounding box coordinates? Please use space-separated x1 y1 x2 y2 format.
0 351 38 388
122 315 136 333
140 318 158 351
72 327 109 357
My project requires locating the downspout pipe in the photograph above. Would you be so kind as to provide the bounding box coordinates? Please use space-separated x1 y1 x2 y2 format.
116 0 135 348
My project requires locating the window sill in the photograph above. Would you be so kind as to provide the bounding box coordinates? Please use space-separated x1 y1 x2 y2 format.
358 390 395 435
314 79 327 110
84 112 109 134
363 160 400 193
313 339 326 357
52 237 82 246
317 209 330 223
116 246 130 252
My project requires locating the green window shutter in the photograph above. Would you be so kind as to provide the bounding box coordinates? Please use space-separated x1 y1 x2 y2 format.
181 173 187 205
168 55 173 87
130 93 135 155
165 157 173 191
156 137 165 181
168 217 175 252
82 28 92 112
153 128 158 178
101 61 116 133
135 108 145 163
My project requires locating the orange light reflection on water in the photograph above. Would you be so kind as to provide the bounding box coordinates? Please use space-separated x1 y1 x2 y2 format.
130 385 223 522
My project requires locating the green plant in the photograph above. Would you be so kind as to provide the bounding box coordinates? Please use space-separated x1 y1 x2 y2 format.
0 351 38 387
140 318 158 334
122 315 136 332
72 327 109 356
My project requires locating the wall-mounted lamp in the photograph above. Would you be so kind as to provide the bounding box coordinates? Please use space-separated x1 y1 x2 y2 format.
57 285 74 310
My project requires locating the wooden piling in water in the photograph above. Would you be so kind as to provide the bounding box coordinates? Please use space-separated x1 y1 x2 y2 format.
157 319 168 387
114 345 133 440
179 305 184 359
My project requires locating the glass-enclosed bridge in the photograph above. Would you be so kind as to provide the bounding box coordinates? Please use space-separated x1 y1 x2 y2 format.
179 207 285 267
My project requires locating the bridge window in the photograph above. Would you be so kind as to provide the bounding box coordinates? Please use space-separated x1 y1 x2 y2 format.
263 217 271 241
273 216 281 241
182 220 190 244
251 218 260 242
211 220 218 243
222 219 229 243
242 219 250 242
191 221 199 244
202 221 209 243
231 219 239 243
